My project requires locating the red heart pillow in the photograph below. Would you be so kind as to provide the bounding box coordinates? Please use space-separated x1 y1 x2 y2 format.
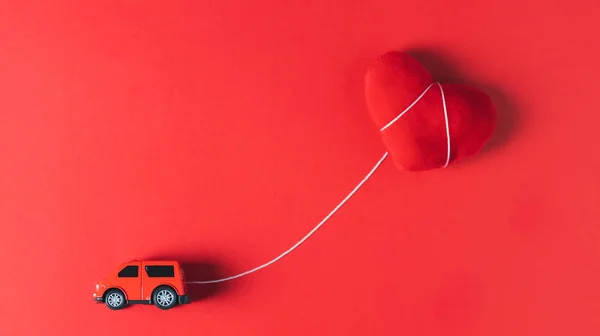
364 51 496 171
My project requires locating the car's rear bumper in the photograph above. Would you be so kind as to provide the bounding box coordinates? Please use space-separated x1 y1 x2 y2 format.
94 297 103 302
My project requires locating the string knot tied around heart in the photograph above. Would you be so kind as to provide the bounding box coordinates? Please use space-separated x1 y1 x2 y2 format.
379 82 451 168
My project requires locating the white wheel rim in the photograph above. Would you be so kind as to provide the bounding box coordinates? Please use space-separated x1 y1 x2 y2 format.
107 293 123 307
156 290 174 306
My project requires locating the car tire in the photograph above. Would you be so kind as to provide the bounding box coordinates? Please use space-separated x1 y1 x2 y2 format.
153 286 178 310
105 289 127 310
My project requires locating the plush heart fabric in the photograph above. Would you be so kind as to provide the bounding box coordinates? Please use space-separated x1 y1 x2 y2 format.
364 51 496 171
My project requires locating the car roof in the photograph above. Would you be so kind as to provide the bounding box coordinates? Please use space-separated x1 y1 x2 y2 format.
141 260 180 266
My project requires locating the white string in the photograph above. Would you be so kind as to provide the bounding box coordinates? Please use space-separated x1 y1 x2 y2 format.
379 82 451 168
187 152 389 284
379 83 435 132
436 83 451 168
187 82 450 285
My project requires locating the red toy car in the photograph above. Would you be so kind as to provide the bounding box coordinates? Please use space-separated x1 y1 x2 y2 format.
93 260 189 310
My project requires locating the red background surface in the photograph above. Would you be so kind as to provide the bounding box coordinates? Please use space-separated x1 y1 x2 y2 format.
1 1 599 335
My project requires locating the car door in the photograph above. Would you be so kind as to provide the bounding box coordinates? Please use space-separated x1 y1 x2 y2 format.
140 262 176 301
115 263 142 301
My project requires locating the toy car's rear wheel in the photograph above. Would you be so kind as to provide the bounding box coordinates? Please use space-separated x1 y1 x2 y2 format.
105 289 126 310
153 286 177 310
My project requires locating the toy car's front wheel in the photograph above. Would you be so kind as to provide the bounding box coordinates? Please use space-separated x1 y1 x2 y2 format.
153 286 177 310
105 289 127 310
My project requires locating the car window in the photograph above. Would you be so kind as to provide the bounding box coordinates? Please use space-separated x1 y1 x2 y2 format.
145 265 175 277
118 265 139 278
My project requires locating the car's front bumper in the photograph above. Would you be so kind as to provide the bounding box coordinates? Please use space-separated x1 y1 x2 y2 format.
93 291 104 302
